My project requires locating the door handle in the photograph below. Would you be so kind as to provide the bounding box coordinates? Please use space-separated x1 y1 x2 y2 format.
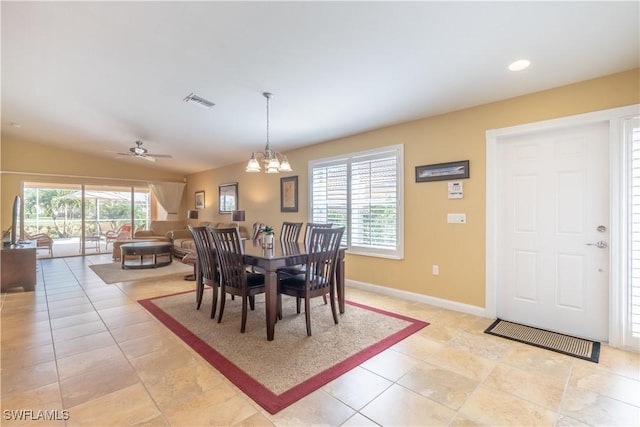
586 240 608 249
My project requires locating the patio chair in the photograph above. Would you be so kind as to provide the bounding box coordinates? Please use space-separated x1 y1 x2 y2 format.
24 231 53 256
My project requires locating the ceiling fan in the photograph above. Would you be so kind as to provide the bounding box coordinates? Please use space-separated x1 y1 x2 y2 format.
116 141 172 162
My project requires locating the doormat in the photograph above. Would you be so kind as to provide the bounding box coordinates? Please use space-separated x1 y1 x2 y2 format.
485 319 600 363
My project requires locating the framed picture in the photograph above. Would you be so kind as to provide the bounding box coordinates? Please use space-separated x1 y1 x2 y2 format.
280 176 298 212
195 191 205 209
415 160 470 183
219 182 238 214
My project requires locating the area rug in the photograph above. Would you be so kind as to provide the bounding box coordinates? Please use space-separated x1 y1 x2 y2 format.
138 290 429 414
485 318 600 363
90 261 192 284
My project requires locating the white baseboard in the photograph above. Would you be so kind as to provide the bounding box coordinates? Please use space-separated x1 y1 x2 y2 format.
346 279 490 318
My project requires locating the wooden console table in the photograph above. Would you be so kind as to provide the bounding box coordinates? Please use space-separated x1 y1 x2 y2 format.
1 241 36 292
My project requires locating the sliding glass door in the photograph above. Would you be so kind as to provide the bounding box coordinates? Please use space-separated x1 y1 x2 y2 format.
23 183 150 258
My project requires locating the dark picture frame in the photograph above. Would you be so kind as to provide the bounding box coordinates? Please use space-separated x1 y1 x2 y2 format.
280 176 298 212
415 160 470 183
194 191 205 209
218 182 238 214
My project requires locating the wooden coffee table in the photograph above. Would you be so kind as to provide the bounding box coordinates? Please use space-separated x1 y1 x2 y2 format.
120 241 172 269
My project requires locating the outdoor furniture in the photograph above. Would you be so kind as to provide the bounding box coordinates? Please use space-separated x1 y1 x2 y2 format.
120 241 172 269
276 227 344 336
24 231 53 256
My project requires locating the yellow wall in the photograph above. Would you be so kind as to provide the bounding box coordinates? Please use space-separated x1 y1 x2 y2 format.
2 69 637 307
0 137 186 233
183 69 639 307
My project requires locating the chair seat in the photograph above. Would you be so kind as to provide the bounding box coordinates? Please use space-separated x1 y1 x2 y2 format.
247 272 265 288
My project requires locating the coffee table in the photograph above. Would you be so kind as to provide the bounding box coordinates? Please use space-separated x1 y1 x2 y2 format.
120 241 172 269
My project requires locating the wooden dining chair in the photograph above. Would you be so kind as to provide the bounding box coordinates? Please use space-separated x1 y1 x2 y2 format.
251 222 265 240
280 221 303 242
278 222 333 276
188 226 219 317
277 226 344 336
209 227 265 332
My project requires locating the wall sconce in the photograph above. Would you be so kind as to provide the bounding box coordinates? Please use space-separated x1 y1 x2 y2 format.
187 210 199 220
232 210 245 222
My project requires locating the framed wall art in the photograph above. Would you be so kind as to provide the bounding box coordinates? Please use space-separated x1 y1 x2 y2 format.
194 191 205 209
280 176 298 212
219 183 238 214
415 160 470 183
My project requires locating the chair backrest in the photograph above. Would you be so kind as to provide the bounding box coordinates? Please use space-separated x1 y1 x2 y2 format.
209 227 247 292
188 226 218 284
251 222 265 240
280 221 303 242
303 222 333 250
305 227 344 292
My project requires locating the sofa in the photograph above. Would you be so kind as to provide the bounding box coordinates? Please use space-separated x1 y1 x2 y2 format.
134 220 188 242
170 222 249 258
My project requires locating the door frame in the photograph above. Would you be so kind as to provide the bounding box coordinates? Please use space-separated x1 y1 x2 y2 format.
486 104 639 348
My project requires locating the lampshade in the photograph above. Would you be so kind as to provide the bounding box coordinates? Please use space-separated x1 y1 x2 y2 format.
187 210 199 219
232 210 245 222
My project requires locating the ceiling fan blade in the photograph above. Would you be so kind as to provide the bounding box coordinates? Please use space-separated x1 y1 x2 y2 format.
139 155 156 162
115 152 132 156
148 154 173 158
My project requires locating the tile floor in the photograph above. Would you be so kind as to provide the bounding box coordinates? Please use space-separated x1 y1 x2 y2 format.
1 255 639 426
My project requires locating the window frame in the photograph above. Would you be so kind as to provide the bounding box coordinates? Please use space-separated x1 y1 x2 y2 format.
308 144 404 260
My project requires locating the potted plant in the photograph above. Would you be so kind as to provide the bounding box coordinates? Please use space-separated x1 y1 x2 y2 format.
262 226 274 248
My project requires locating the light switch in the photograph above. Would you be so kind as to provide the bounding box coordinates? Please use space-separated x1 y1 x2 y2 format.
447 213 466 223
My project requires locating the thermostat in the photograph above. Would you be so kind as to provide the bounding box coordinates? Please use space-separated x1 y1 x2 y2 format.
448 181 463 199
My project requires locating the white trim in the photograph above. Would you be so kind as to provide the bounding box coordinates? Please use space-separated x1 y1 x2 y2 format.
486 104 640 348
346 279 488 318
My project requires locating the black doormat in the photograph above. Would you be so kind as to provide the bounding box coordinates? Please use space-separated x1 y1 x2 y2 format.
485 319 600 363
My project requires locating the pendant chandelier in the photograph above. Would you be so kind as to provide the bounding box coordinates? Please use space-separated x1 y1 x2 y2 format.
245 92 292 173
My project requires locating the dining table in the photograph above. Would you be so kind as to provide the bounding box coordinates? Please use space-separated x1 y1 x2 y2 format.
242 239 346 341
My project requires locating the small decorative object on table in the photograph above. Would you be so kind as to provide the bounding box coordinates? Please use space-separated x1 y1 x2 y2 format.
262 226 274 249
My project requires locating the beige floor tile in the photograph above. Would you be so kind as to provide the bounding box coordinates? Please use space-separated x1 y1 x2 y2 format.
59 359 139 408
108 319 167 343
51 319 107 342
49 311 101 330
561 383 640 426
266 389 355 426
233 411 275 427
100 309 153 329
360 383 455 426
53 330 116 358
569 363 640 407
47 303 96 320
397 361 479 410
360 348 421 381
323 366 393 410
424 345 496 382
162 387 256 427
1 343 56 370
65 383 161 426
118 331 179 359
595 344 640 380
391 329 444 360
500 342 573 380
1 360 59 396
142 362 228 411
340 413 380 427
448 330 511 361
56 344 128 380
0 383 63 426
129 344 200 383
483 363 565 411
459 384 557 426
1 329 53 352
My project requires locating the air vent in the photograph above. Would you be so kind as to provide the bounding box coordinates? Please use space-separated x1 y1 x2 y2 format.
183 92 215 109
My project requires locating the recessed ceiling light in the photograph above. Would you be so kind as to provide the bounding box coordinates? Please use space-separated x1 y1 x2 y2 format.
509 59 531 71
183 92 215 109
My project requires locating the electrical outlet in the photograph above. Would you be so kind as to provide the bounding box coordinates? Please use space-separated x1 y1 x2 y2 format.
432 265 439 275
447 213 466 223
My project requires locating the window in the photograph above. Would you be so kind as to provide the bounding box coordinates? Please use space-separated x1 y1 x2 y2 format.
309 144 403 259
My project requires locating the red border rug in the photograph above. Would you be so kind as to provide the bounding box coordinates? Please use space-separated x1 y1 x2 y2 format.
139 291 428 414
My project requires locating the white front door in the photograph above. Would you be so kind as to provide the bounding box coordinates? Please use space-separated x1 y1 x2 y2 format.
496 122 609 341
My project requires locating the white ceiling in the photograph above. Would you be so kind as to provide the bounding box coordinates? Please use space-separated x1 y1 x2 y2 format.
2 1 638 175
